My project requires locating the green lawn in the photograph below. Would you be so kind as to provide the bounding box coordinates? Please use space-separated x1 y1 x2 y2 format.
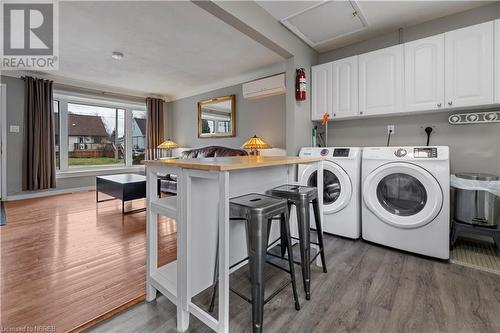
68 157 124 166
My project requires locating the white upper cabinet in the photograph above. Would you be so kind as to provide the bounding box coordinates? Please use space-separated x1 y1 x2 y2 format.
311 19 500 121
445 21 494 108
404 34 445 112
359 44 403 116
311 62 332 121
332 56 358 119
495 20 500 103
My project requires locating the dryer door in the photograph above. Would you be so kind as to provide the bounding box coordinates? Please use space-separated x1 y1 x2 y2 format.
363 162 443 229
301 161 352 214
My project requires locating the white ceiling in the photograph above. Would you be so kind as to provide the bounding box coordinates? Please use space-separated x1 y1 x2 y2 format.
35 1 284 100
257 1 490 52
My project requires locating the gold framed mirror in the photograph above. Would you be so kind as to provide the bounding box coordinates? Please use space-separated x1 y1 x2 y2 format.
198 95 236 138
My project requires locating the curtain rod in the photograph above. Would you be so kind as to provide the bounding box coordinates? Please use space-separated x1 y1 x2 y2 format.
53 82 165 103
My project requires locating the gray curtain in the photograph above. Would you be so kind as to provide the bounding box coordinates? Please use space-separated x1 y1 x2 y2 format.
146 97 164 160
23 76 56 191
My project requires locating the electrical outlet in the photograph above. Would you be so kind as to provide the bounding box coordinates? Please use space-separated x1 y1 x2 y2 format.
420 125 437 135
9 125 20 133
387 125 395 134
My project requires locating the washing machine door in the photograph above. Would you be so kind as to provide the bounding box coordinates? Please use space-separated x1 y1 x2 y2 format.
301 161 352 214
363 162 443 229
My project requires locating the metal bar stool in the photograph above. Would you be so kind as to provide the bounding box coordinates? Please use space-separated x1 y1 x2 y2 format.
209 193 300 333
267 184 327 300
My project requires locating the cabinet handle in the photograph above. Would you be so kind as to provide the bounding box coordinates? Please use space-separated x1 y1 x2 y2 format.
448 101 453 106
360 111 363 115
437 103 442 107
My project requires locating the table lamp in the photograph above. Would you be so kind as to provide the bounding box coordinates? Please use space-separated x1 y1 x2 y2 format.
157 139 179 158
242 135 271 156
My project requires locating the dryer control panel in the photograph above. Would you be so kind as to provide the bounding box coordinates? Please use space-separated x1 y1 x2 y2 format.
414 147 438 158
320 148 330 156
333 148 350 157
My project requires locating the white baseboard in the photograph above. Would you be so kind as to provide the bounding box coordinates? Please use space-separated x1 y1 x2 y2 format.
6 186 95 201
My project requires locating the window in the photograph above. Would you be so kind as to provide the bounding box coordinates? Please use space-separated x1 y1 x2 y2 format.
67 103 125 167
53 93 147 173
217 121 229 133
132 110 146 165
202 119 215 134
54 101 60 170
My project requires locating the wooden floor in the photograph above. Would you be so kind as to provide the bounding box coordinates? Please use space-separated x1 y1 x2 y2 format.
89 235 500 333
0 191 176 332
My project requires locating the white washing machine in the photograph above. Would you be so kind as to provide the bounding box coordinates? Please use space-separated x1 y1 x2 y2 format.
298 147 361 239
362 146 450 259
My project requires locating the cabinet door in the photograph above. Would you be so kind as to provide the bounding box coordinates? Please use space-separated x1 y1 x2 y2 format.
445 21 494 108
405 34 444 112
311 63 332 121
332 56 358 119
359 44 403 116
495 20 500 103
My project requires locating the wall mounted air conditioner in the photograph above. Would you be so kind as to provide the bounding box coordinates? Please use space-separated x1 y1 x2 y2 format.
243 73 286 100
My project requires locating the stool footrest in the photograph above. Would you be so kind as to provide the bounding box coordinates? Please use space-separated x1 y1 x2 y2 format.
267 242 324 266
291 235 321 247
265 257 293 275
229 279 294 306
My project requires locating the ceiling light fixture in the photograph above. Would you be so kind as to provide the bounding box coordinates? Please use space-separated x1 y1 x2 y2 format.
111 51 124 60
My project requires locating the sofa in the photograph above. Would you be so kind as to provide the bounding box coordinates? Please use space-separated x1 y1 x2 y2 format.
180 146 248 159
159 146 248 194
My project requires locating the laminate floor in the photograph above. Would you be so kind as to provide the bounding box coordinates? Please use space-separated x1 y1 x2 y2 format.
0 191 176 332
89 235 500 333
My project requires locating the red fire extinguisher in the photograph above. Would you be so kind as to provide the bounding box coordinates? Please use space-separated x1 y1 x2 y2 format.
295 68 306 101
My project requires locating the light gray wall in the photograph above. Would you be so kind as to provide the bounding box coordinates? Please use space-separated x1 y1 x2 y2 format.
319 2 500 63
326 111 500 176
317 2 500 178
166 82 286 150
2 75 25 196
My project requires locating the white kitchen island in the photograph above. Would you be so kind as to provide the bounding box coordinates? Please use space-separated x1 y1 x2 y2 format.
144 156 323 333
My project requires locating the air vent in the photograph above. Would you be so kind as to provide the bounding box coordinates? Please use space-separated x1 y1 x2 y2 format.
281 1 368 48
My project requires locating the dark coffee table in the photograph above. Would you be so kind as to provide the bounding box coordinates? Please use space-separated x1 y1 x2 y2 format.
96 174 147 214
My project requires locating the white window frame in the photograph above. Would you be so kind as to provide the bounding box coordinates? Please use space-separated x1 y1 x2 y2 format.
54 91 147 177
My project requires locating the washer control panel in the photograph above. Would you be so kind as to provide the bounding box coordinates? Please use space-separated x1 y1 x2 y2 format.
333 148 350 157
414 147 438 158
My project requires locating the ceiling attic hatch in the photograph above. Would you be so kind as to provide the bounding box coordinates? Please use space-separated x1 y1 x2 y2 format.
280 1 368 49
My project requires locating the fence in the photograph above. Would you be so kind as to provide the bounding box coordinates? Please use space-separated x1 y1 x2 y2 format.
69 142 124 158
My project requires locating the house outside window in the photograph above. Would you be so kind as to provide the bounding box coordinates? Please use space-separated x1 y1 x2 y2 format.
53 92 147 174
132 110 147 165
67 103 125 167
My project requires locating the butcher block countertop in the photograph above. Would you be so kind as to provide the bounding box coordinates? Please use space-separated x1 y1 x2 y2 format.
144 156 323 171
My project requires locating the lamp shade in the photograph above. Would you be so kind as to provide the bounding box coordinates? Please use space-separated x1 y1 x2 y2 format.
242 135 271 150
157 139 179 149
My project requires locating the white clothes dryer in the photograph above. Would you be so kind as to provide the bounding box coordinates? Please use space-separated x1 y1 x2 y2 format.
298 147 361 239
361 146 450 259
